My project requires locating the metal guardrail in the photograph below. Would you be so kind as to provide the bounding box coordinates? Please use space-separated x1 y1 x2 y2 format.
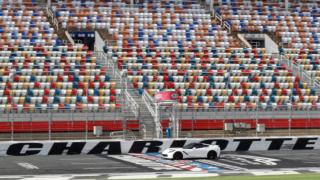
214 11 223 25
212 8 231 34
0 108 123 141
46 6 60 31
142 90 156 117
124 90 139 118
65 31 75 45
282 54 320 91
94 51 122 80
223 21 231 34
142 90 163 138
0 105 318 141
110 130 136 140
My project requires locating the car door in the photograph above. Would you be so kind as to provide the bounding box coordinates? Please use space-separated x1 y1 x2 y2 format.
190 144 206 158
181 148 193 158
195 144 209 158
182 144 199 158
182 147 196 158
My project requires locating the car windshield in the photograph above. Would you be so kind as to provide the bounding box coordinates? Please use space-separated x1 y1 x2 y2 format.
182 143 197 149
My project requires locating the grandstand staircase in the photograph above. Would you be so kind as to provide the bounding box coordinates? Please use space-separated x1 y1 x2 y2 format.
126 89 156 139
95 50 156 139
95 45 156 139
43 6 70 43
267 33 282 45
97 26 159 139
97 30 116 46
230 31 249 48
118 92 139 139
37 0 46 6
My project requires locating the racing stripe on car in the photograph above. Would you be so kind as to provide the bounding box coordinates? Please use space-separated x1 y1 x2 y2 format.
182 151 189 156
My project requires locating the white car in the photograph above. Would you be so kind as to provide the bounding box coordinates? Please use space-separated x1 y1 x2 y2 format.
161 143 221 160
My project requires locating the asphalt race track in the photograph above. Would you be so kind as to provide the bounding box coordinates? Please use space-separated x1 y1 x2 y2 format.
0 150 320 179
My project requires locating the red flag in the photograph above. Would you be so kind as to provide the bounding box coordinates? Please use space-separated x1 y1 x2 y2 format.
154 91 177 102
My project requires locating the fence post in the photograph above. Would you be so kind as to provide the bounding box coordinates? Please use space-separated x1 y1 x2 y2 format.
307 108 310 134
71 109 74 139
49 109 52 140
289 106 292 136
192 108 194 135
9 112 13 141
85 108 88 140
255 106 258 137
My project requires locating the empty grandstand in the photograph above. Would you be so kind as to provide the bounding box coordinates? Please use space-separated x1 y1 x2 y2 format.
0 0 319 140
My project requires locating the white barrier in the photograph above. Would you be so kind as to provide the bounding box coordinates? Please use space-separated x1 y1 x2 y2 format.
94 31 105 51
1 136 320 156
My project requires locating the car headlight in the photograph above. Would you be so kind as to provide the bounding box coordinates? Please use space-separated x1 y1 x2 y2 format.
163 149 175 154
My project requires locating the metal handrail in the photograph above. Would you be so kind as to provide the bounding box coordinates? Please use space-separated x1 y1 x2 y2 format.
94 51 121 79
65 31 75 45
142 90 156 117
106 46 267 51
282 54 320 90
141 90 165 138
223 21 231 34
110 130 136 140
124 90 139 118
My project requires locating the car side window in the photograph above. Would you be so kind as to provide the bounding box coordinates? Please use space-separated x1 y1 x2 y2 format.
183 143 196 149
194 144 203 149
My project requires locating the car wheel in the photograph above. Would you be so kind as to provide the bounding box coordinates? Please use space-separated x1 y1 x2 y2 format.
173 152 183 160
207 151 217 160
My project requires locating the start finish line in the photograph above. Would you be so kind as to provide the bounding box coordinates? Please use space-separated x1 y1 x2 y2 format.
0 136 319 156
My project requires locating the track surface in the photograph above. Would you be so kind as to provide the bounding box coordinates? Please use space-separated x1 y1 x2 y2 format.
0 150 320 179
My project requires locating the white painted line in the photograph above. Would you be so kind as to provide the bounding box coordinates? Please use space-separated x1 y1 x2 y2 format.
71 162 116 165
0 176 21 179
197 160 248 171
222 154 280 166
22 177 71 180
59 158 104 161
16 162 39 170
0 173 102 179
305 161 319 164
255 152 320 156
84 167 137 170
172 173 219 178
251 170 300 176
307 168 320 173
109 155 180 171
108 173 219 179
220 159 248 166
109 175 158 179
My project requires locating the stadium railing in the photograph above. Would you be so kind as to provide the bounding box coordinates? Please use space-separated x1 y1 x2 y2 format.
0 104 319 141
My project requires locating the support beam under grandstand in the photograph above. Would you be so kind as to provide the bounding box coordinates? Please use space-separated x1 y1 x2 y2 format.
48 0 51 7
285 0 289 11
